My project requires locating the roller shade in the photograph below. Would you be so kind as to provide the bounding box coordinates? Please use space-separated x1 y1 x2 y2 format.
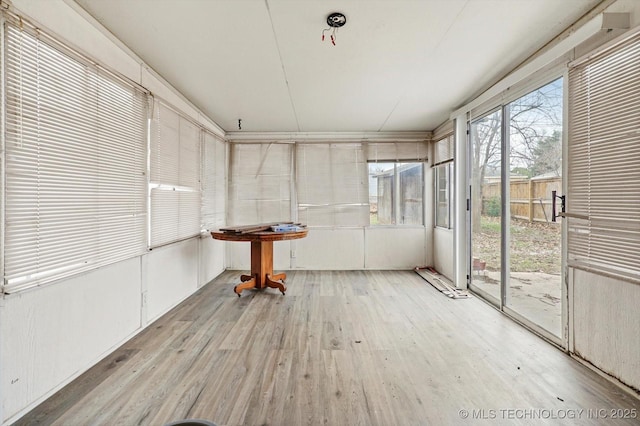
3 21 147 292
297 143 368 227
149 101 201 247
229 143 292 225
433 135 454 165
567 30 640 283
366 142 428 162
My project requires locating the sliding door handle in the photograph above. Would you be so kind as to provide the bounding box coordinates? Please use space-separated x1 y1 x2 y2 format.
551 190 565 222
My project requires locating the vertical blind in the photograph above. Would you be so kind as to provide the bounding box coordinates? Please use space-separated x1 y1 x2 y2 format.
201 131 226 231
228 143 292 225
149 101 202 247
3 21 148 291
297 143 368 227
567 30 640 283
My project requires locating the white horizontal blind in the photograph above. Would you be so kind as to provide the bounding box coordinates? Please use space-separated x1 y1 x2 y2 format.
297 143 368 227
201 131 226 231
3 22 147 292
366 142 428 162
149 101 201 247
229 143 291 225
567 31 640 283
433 135 454 165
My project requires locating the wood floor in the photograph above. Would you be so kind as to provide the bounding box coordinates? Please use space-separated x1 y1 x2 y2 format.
17 270 640 426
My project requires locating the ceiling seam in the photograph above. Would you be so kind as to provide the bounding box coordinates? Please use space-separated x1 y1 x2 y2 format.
264 0 301 132
376 98 402 132
378 1 469 132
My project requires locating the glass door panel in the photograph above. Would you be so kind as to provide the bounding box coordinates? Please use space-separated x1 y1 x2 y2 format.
470 110 502 304
505 78 563 338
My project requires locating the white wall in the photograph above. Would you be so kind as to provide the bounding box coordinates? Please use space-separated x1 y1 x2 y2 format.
0 239 225 425
227 227 428 271
200 237 226 287
0 1 226 424
433 227 454 281
144 240 200 323
0 259 141 422
571 270 640 392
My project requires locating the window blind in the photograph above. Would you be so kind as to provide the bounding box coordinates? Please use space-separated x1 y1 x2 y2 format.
201 131 226 231
3 21 147 292
567 30 640 283
365 142 429 163
228 143 291 225
433 135 454 165
149 101 201 247
297 143 368 227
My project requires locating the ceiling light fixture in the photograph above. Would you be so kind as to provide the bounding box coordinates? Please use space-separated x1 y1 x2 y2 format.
322 12 346 46
327 12 346 28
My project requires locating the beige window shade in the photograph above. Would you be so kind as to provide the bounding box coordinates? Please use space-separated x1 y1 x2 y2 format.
297 143 368 227
201 131 226 231
366 142 428 162
433 135 454 165
149 101 201 247
229 143 292 225
567 30 640 283
3 21 147 292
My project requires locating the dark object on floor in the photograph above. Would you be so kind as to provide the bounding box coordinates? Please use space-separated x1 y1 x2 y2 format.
164 420 217 426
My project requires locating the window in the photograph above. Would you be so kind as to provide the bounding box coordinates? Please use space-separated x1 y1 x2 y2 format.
201 131 226 231
366 142 428 226
435 163 453 228
433 135 454 229
149 100 202 248
568 31 640 283
228 143 292 225
3 19 148 292
368 162 424 225
296 143 369 227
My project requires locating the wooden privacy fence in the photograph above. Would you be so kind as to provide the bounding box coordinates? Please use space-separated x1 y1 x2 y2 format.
482 176 562 223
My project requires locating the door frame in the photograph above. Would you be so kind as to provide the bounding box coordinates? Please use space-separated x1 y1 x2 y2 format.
466 72 569 350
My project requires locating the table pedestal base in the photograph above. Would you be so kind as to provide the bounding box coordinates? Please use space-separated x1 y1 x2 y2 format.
233 241 287 297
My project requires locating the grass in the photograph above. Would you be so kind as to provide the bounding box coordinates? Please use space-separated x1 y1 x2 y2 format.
473 216 561 274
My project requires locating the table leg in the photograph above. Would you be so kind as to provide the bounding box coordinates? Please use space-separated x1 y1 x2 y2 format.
234 277 256 297
266 273 287 295
251 240 273 289
234 240 288 297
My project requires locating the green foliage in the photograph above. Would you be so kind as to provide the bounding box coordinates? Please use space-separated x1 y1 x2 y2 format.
484 197 501 217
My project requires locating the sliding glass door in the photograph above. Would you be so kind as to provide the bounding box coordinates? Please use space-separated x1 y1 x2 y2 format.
468 78 565 343
469 109 502 305
505 78 564 339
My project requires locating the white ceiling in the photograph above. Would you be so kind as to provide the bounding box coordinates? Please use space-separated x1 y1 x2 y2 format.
74 0 601 133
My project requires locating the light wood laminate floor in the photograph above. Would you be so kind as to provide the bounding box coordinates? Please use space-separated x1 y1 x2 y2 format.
17 270 640 425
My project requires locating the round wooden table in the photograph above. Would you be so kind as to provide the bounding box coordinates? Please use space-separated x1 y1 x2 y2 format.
211 229 308 296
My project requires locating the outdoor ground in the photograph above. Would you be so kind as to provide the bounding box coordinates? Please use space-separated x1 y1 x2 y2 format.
473 215 561 274
472 215 562 336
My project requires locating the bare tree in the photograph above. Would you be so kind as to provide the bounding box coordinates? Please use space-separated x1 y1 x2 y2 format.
470 79 563 230
471 111 501 230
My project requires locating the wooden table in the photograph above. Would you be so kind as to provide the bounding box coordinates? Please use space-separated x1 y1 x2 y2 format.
211 228 308 297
